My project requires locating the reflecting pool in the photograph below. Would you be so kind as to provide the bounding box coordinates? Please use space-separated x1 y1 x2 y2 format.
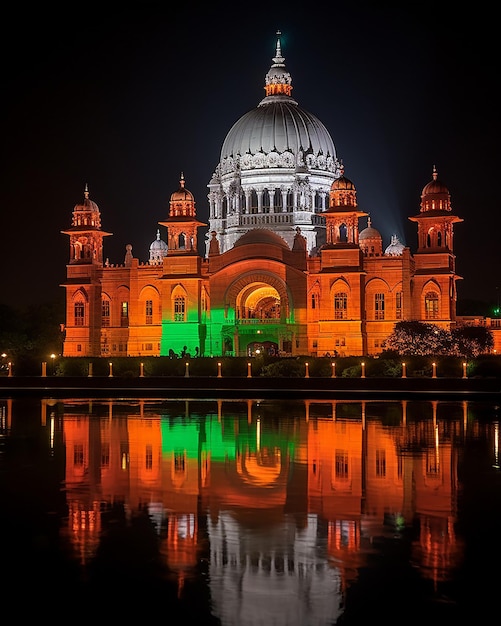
1 397 500 623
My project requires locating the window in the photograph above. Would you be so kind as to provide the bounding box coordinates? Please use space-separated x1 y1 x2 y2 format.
375 293 385 320
311 293 318 309
73 444 84 467
334 292 348 319
335 450 349 479
426 450 440 475
120 444 129 470
425 292 439 319
121 301 129 327
145 299 153 324
74 301 85 326
101 443 110 468
396 292 403 320
376 449 386 477
102 299 110 327
174 451 186 473
145 445 153 470
174 296 185 321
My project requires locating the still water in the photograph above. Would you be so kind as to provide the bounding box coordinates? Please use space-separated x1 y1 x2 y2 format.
1 396 500 623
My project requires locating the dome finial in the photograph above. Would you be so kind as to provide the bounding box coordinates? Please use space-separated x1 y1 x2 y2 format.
180 172 185 188
432 164 438 180
275 30 282 58
84 183 89 200
263 30 293 98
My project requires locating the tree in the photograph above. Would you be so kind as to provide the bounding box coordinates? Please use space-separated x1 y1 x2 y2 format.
383 321 447 356
383 321 494 357
451 325 494 358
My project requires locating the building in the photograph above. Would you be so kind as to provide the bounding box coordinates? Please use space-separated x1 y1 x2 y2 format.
61 34 467 359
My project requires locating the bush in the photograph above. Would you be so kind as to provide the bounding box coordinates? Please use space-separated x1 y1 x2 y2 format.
260 359 306 377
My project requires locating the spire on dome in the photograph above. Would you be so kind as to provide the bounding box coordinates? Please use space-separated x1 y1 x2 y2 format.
273 30 283 63
262 30 294 99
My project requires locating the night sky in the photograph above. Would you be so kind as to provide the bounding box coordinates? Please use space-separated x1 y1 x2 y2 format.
2 3 498 311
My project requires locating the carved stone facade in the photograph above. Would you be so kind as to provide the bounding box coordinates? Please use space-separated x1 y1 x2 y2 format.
61 36 467 359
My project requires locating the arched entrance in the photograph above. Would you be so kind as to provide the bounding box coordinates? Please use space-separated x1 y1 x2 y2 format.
236 283 282 321
226 274 293 356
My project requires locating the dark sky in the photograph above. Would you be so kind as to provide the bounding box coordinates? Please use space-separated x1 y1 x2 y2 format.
1 3 498 311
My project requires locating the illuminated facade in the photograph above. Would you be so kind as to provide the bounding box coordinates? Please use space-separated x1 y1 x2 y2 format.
61 34 463 358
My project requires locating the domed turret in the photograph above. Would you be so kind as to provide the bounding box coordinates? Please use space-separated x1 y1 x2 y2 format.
149 229 168 265
359 217 382 255
158 174 206 255
420 165 452 212
384 234 405 256
169 173 195 216
73 184 100 215
62 183 112 265
328 170 357 209
331 174 356 191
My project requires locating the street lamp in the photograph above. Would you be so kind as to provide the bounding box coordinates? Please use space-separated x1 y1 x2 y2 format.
50 353 56 376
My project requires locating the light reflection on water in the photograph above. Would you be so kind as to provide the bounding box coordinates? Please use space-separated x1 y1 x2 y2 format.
0 397 500 623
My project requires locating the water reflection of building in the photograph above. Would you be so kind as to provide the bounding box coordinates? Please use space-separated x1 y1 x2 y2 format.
56 398 472 623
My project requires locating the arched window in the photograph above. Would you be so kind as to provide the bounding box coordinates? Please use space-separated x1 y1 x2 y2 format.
145 299 153 324
334 292 348 319
102 299 110 327
174 296 186 321
396 292 403 320
74 301 85 326
425 292 439 319
375 293 385 320
120 301 129 327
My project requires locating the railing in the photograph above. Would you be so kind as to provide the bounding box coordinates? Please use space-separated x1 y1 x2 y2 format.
236 318 283 324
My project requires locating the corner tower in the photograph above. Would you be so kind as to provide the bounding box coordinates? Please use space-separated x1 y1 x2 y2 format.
61 185 112 356
159 173 206 254
409 166 463 323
